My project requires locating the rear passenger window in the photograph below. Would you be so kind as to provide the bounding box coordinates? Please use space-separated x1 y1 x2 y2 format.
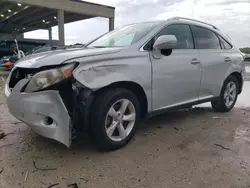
191 26 221 49
219 36 232 49
155 24 194 49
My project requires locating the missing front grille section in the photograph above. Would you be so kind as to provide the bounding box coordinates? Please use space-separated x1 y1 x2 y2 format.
9 68 40 88
44 79 75 117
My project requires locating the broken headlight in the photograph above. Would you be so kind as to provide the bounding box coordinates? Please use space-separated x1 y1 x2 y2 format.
25 63 76 92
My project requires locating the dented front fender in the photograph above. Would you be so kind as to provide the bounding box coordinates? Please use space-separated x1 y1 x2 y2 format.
73 64 130 90
71 51 153 112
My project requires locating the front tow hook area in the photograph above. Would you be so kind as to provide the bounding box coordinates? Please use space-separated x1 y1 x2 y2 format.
6 79 72 148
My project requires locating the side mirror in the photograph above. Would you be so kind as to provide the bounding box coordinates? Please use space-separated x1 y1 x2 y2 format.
153 35 177 50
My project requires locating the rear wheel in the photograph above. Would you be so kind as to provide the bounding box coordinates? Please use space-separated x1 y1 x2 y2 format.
211 75 239 112
90 88 140 151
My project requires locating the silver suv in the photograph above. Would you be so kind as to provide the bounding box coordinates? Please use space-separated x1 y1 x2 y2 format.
5 17 245 150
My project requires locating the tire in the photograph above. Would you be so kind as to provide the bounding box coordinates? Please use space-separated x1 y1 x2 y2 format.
211 75 239 112
90 88 140 151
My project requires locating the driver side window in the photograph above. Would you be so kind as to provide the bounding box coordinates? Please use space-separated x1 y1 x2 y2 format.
155 24 194 49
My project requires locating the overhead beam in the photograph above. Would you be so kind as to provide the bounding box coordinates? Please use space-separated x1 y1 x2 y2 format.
6 7 41 24
0 2 16 13
7 12 92 30
44 14 91 28
5 0 115 18
0 1 6 7
0 2 30 23
1 23 47 31
19 9 55 26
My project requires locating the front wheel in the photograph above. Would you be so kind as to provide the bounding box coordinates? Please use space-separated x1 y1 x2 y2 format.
211 75 239 112
90 89 140 151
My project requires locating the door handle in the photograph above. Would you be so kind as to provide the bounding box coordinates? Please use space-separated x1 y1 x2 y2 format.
224 57 232 62
190 58 200 65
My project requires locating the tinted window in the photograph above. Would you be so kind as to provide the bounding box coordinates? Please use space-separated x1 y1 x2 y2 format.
191 26 221 49
219 36 232 49
155 24 194 49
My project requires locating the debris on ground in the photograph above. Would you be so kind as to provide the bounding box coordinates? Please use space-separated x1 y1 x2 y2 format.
24 171 29 182
212 116 221 119
68 183 79 188
0 144 13 149
241 166 247 169
33 160 57 171
214 143 231 150
12 121 23 125
174 127 179 131
0 167 3 174
241 108 250 112
0 131 15 139
0 131 6 139
47 183 59 188
174 127 184 132
0 76 5 82
80 178 89 183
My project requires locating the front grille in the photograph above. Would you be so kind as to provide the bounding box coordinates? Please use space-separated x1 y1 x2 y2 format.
9 68 40 88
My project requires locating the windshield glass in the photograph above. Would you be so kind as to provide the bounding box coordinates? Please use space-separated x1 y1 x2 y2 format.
87 22 160 48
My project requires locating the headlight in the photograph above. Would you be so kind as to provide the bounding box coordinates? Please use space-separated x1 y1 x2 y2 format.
25 63 76 92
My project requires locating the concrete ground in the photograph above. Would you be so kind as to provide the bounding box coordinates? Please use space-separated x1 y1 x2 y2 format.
0 67 10 77
0 68 250 188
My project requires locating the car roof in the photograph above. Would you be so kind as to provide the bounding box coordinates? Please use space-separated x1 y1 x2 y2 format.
127 17 217 30
163 17 231 43
126 18 224 37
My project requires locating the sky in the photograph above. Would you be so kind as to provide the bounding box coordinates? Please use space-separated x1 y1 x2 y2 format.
24 0 250 48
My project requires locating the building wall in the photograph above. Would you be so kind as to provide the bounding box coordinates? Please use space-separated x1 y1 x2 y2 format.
0 33 58 58
0 33 24 41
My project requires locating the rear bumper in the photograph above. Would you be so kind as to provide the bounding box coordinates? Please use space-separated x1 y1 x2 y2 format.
5 80 72 148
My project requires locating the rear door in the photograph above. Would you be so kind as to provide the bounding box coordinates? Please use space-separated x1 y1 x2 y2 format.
190 25 231 99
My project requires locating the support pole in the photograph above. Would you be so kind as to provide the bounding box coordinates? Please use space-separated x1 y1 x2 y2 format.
48 27 52 45
57 9 65 46
109 17 114 31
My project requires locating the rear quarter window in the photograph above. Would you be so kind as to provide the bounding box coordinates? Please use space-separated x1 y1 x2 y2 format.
218 36 232 49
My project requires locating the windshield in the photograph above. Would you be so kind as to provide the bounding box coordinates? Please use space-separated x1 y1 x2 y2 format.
87 22 160 48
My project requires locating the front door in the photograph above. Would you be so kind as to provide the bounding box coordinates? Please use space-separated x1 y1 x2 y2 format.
150 24 202 110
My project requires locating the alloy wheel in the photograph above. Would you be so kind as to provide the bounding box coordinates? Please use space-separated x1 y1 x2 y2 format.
105 99 136 142
224 81 237 108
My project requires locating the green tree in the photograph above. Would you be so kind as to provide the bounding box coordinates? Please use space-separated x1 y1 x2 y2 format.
240 48 250 54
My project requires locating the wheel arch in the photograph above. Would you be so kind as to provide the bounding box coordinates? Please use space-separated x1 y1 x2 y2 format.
94 81 148 118
229 72 243 94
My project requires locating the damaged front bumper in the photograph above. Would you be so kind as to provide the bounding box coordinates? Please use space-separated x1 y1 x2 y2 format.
5 79 72 148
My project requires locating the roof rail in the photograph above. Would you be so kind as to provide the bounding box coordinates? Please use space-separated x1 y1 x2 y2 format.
168 17 219 30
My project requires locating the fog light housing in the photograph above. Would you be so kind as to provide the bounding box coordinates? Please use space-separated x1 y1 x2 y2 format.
43 116 53 126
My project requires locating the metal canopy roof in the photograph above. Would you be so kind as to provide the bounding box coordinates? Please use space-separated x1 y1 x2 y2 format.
0 0 115 34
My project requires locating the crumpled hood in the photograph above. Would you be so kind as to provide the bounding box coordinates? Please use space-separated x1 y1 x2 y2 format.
16 47 122 68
